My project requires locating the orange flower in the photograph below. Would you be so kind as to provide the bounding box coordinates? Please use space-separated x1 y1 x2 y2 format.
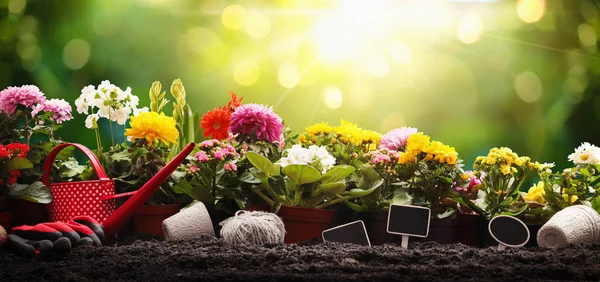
201 107 231 140
226 92 243 112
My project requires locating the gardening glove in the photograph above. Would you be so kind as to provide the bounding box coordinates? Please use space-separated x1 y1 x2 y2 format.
7 216 104 257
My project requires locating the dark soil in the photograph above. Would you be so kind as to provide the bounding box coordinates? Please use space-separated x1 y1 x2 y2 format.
0 236 599 282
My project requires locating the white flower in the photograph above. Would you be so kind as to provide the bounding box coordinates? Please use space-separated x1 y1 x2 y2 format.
114 107 131 125
320 154 336 173
132 106 149 116
85 114 99 129
279 144 335 173
568 142 600 165
552 184 561 194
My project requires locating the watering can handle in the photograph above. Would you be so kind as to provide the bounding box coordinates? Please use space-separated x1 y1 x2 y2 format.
101 142 196 236
41 143 110 185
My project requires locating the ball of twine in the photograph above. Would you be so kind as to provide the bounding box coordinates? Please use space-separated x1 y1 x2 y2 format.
220 210 285 246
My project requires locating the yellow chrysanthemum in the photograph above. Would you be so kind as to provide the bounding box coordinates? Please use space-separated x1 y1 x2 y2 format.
125 112 178 146
361 129 382 146
306 122 332 136
334 119 363 146
523 181 545 204
405 133 430 155
500 164 511 175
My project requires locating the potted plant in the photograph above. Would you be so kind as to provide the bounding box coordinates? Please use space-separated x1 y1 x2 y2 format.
0 85 75 226
243 143 373 243
453 147 549 246
521 142 600 246
299 120 383 227
74 79 189 236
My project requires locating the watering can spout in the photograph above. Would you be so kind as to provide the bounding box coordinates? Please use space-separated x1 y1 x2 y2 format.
101 143 196 236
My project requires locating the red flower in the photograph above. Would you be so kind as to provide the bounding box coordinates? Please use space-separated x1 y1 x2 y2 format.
201 107 231 141
7 170 19 185
225 92 243 112
6 143 30 158
0 146 9 159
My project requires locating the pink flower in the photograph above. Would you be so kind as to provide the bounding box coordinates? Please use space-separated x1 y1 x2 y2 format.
199 140 218 148
195 151 209 163
229 104 284 143
224 162 237 172
379 127 418 151
213 150 224 160
31 98 73 124
0 85 47 114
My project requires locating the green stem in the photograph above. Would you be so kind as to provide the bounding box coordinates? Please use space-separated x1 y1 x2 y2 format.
315 196 347 209
108 121 115 147
253 189 275 206
24 114 31 146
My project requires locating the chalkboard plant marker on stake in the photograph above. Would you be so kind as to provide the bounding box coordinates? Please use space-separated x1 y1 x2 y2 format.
386 204 431 249
488 215 530 251
322 220 371 246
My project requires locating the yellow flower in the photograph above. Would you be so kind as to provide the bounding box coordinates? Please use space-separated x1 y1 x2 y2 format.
306 122 332 136
562 193 578 204
125 112 178 146
524 181 545 204
500 165 511 175
298 134 307 143
398 152 416 164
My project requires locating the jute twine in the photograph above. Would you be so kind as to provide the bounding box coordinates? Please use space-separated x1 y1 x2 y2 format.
220 210 285 246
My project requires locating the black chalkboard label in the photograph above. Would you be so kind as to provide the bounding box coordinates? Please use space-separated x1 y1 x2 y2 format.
489 215 530 247
387 204 431 237
322 220 370 246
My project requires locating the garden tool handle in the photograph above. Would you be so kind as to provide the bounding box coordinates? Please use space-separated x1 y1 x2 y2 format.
41 143 109 185
99 191 136 201
101 142 196 236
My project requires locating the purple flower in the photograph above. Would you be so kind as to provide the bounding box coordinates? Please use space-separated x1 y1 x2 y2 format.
0 85 47 115
195 151 209 163
31 98 73 124
229 104 284 143
379 127 418 151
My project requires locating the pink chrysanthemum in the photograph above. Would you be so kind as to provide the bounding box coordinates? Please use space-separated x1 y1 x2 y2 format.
379 127 418 151
0 85 47 115
31 98 73 124
229 104 284 143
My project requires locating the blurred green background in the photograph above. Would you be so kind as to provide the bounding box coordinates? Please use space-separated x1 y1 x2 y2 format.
0 0 598 170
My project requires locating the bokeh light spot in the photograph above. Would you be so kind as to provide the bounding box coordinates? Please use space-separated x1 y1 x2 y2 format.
233 60 260 86
63 39 91 70
323 86 343 109
457 12 483 44
245 12 271 39
221 5 246 31
517 0 545 23
8 0 27 14
365 54 390 78
388 42 412 64
578 23 597 47
278 62 299 89
379 112 405 133
581 0 600 23
514 71 543 103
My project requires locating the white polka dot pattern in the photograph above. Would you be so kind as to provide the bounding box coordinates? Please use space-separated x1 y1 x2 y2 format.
46 180 117 223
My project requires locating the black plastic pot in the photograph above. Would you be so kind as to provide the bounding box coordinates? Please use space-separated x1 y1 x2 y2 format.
457 214 484 247
420 218 458 244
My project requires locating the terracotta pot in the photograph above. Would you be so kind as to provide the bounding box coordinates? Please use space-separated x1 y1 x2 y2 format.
278 206 334 244
420 218 458 244
356 212 402 245
457 214 484 247
13 199 49 226
0 210 15 231
133 204 181 236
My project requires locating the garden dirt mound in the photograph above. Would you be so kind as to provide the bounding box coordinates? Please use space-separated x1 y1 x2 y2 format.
0 236 599 281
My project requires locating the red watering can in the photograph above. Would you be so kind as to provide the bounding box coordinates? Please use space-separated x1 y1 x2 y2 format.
42 142 195 237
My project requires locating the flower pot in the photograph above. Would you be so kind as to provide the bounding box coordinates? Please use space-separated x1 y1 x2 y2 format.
0 210 15 231
420 218 458 244
356 211 402 245
278 206 334 244
457 214 484 247
13 199 49 226
133 204 181 236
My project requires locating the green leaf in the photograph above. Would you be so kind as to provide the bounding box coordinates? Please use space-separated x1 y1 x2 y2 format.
319 165 355 184
172 179 215 205
57 158 85 178
282 164 321 185
347 187 378 197
6 157 33 171
8 181 52 204
240 171 262 184
318 182 347 195
246 152 278 176
345 200 369 212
